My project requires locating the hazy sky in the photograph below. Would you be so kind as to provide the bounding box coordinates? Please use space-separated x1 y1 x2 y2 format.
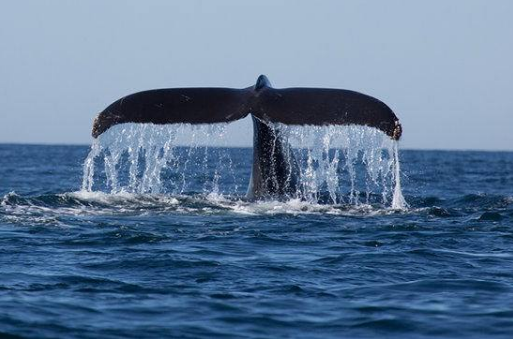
1 0 512 150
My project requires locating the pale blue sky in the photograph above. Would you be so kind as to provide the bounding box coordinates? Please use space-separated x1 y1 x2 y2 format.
1 0 512 150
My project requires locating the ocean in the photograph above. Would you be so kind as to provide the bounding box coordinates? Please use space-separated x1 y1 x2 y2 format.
1 141 513 338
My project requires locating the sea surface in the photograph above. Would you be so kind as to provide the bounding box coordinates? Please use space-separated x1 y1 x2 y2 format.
1 144 513 339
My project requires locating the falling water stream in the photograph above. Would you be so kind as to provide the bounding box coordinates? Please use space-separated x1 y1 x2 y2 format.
82 123 407 209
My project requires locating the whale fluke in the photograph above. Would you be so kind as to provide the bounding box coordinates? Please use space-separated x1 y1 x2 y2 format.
254 87 402 140
92 88 252 138
92 75 402 140
91 75 403 200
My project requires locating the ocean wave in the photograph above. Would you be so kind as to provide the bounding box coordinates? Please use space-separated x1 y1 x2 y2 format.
1 191 512 228
0 190 409 219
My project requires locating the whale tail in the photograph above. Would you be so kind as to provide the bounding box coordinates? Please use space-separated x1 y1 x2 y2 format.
91 75 402 200
92 74 401 140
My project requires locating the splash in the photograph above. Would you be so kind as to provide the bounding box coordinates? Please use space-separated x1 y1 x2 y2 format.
82 123 233 195
81 123 407 209
391 142 408 209
278 124 407 208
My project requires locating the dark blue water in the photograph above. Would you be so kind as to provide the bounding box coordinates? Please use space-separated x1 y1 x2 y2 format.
1 144 513 339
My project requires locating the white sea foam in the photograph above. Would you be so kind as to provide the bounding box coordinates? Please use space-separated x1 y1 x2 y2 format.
0 190 412 221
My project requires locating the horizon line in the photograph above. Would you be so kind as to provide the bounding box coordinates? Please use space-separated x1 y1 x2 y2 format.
0 142 512 153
